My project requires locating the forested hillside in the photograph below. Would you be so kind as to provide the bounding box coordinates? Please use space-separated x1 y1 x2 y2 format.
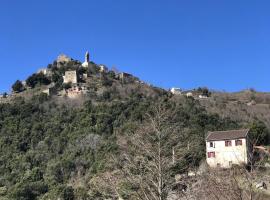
0 56 269 200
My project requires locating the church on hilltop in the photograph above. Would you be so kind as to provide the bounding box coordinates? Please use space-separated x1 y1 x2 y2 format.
4 50 138 100
82 51 90 68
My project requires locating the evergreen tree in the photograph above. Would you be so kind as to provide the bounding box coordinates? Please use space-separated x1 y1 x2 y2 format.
12 80 24 92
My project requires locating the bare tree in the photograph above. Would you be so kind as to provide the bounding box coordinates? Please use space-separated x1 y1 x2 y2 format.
118 104 186 200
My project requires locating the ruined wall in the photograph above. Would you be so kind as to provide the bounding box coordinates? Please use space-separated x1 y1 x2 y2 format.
63 71 77 84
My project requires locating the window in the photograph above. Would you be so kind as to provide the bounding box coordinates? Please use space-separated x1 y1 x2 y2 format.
229 161 232 167
210 142 214 148
225 140 232 147
235 139 242 146
207 152 215 158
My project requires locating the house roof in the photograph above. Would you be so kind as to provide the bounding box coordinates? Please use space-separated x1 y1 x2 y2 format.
206 129 249 141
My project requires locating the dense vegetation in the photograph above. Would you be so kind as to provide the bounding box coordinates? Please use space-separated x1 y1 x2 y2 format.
1 59 269 199
0 92 240 199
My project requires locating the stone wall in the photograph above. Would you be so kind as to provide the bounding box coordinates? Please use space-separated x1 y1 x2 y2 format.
57 54 71 63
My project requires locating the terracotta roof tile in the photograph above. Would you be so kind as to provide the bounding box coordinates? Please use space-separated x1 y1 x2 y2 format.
206 129 249 141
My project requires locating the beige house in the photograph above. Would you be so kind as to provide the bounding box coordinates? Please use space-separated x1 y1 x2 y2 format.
206 129 251 168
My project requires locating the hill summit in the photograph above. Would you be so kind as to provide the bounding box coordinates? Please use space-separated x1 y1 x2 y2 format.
2 51 166 105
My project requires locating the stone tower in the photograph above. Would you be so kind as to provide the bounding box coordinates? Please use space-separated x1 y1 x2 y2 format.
82 51 90 68
63 71 77 84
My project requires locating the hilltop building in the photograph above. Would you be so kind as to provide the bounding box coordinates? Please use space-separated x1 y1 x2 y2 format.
56 54 72 68
99 65 108 73
206 129 251 168
171 88 182 95
82 51 90 68
37 68 52 76
63 71 77 84
57 54 72 63
117 72 135 83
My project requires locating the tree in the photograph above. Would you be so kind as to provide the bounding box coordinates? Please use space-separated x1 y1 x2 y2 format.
119 104 187 200
52 72 63 83
62 82 72 90
198 87 211 97
2 92 7 98
186 167 265 200
63 186 74 200
249 121 269 146
26 73 50 88
12 80 24 93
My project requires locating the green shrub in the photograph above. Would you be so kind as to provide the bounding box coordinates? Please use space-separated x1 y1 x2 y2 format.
26 73 51 88
12 80 24 93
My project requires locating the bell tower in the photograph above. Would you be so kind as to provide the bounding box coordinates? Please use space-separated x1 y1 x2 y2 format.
82 51 90 68
85 51 90 63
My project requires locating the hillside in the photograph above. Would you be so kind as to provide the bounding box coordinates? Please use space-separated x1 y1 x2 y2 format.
201 90 270 129
0 54 270 200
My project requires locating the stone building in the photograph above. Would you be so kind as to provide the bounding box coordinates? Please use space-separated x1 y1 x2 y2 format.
117 72 135 83
206 129 251 168
99 65 108 73
63 71 77 84
57 54 72 63
37 68 52 76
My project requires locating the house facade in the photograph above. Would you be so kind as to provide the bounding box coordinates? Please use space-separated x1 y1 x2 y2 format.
206 129 251 168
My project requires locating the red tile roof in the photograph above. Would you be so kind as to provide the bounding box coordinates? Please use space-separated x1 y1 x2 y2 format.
206 129 249 141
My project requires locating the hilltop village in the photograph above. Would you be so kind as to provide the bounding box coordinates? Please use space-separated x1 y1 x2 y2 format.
0 52 145 102
0 52 217 105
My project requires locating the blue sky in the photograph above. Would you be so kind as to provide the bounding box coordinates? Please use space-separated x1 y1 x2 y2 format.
0 0 269 93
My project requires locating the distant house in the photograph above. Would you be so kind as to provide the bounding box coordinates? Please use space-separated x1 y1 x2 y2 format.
99 65 108 73
206 129 251 168
199 94 208 99
117 72 136 83
186 92 193 97
170 88 182 95
37 68 52 76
